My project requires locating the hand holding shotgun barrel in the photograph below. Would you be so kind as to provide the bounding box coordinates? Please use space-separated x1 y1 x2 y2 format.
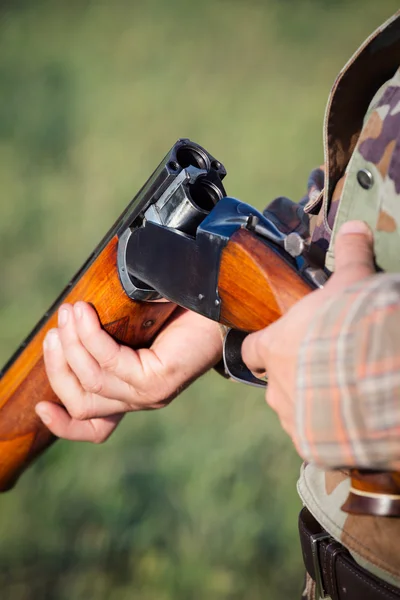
0 139 399 517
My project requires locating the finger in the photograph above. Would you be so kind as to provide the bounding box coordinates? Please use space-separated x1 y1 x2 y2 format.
329 220 375 287
265 381 290 417
57 304 133 406
74 303 175 402
265 382 295 441
73 302 145 384
43 328 129 419
241 328 273 375
35 401 122 443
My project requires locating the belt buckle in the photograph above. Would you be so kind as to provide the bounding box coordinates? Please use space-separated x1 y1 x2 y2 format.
310 532 333 599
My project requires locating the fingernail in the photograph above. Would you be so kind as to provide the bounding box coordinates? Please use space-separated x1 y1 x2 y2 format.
337 220 373 240
43 329 60 351
74 303 83 320
35 405 52 425
58 307 69 327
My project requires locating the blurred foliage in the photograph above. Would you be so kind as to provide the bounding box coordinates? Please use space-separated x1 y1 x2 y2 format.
0 1 398 598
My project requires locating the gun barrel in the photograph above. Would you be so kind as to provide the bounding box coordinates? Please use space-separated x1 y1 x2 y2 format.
0 138 224 490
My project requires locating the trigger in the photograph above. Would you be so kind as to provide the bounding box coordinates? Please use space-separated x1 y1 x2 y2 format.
223 329 267 388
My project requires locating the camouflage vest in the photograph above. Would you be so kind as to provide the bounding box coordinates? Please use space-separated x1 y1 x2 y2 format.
296 10 400 596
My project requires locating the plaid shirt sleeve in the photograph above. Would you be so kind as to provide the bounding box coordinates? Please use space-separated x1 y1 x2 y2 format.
295 273 400 470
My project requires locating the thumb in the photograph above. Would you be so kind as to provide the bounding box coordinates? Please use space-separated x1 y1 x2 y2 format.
241 327 271 376
329 220 376 288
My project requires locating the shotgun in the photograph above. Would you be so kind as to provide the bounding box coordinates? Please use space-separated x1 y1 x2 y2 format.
0 139 399 517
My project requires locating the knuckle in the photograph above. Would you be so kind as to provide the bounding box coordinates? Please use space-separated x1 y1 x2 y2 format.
81 379 104 396
69 404 90 421
91 423 115 444
99 349 120 371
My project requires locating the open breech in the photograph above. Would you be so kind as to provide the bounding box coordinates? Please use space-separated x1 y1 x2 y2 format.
0 139 398 518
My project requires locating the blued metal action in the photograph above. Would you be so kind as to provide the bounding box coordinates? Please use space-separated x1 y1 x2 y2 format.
0 139 398 518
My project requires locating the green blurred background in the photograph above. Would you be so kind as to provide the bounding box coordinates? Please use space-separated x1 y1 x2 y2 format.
0 1 397 598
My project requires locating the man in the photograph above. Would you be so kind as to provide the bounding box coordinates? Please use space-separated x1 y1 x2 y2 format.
36 10 400 599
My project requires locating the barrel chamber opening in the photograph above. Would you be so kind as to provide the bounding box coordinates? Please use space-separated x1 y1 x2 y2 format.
176 146 209 170
189 178 222 213
117 139 227 301
175 143 223 214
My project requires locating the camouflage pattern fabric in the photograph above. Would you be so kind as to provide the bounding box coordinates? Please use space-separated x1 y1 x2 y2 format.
308 10 400 269
300 11 400 599
261 11 400 599
262 167 323 240
325 68 400 273
298 465 400 599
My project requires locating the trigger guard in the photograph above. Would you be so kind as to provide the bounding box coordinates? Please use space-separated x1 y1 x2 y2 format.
223 329 267 388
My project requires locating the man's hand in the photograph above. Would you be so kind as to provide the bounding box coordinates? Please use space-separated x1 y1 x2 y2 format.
242 220 376 451
36 305 223 443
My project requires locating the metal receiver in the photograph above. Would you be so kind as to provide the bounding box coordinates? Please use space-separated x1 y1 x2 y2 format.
117 139 328 387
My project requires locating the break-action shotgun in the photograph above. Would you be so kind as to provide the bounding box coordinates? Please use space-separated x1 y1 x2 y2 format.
0 139 399 517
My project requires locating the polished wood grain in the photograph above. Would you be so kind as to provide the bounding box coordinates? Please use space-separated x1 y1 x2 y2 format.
342 470 400 517
218 228 400 517
218 228 310 331
2 224 399 516
0 235 177 491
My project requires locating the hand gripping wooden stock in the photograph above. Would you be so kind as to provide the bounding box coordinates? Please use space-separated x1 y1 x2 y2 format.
0 236 176 491
1 224 399 517
217 228 400 517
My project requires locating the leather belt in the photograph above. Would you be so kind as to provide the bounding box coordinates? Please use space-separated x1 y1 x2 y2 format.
299 507 400 600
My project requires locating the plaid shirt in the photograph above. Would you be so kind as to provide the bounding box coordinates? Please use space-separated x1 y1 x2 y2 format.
294 60 400 470
275 20 400 472
293 13 400 590
295 273 400 470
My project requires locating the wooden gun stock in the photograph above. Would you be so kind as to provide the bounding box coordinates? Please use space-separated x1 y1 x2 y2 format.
0 137 224 490
0 236 176 491
218 228 400 517
217 228 311 331
1 135 398 519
